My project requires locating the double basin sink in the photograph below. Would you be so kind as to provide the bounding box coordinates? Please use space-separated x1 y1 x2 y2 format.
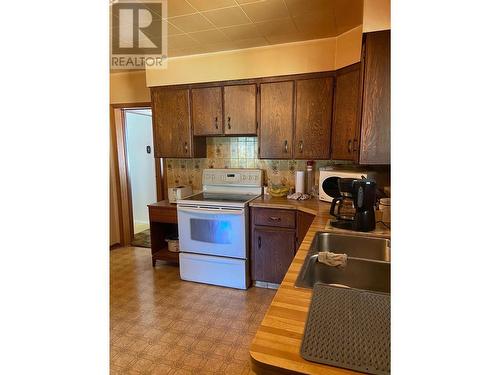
295 232 391 293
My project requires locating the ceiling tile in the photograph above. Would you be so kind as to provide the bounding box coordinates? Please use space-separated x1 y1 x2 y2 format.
169 13 215 33
167 34 200 50
240 0 290 22
254 18 298 38
188 0 237 11
236 0 263 4
220 23 262 41
284 0 335 17
233 36 269 49
167 0 197 17
265 32 305 45
293 12 336 39
188 29 230 44
333 0 363 35
169 46 208 57
202 6 252 28
203 40 240 53
167 21 184 36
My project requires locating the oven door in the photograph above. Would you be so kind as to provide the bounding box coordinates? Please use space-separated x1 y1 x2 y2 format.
177 205 247 259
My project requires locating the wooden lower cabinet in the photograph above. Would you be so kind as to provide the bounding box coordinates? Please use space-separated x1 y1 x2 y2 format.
297 210 315 245
148 201 179 267
251 207 314 284
252 226 296 284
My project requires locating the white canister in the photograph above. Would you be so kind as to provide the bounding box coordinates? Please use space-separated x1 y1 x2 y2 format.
379 198 391 223
295 171 305 194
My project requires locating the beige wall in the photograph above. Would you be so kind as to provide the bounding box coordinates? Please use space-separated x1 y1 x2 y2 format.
146 37 338 87
335 26 363 69
110 70 150 104
363 0 391 32
110 30 362 100
146 31 363 87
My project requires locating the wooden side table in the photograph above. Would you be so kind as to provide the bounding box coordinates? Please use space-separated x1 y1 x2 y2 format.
148 200 179 267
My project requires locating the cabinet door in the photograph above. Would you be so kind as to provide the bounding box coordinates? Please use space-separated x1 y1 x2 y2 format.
332 64 362 161
259 81 294 159
224 84 257 135
151 87 192 158
296 210 315 248
359 30 390 164
295 77 333 159
192 87 223 136
252 226 296 284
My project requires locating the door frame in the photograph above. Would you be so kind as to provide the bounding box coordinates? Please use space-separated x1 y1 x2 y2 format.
111 102 163 246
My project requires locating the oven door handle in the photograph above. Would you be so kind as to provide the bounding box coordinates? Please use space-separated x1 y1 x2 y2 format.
177 206 245 215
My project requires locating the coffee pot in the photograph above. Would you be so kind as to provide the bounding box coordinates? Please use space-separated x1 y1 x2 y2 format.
330 178 377 232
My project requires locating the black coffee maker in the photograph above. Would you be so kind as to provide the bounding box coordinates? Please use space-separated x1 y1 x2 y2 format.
330 178 377 232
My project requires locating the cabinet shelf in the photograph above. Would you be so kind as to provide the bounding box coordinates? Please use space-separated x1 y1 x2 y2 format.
153 248 179 263
148 201 179 267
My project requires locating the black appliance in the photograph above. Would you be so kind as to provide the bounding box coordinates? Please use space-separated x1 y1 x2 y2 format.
330 178 377 232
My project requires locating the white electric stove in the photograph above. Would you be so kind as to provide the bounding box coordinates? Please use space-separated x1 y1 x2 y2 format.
176 169 263 289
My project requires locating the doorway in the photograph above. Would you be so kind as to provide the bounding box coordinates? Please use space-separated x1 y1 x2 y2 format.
124 108 156 243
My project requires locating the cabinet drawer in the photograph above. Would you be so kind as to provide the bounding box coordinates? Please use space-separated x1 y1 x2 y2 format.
149 206 178 223
253 208 295 228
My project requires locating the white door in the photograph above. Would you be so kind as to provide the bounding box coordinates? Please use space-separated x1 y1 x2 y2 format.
124 109 156 234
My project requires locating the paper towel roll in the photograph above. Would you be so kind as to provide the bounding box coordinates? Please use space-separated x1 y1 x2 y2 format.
295 171 305 194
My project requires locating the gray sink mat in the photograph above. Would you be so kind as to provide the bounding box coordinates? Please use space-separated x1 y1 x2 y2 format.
300 283 390 374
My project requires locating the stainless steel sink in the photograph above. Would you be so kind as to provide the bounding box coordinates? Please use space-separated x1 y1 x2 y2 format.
312 232 390 261
295 232 391 293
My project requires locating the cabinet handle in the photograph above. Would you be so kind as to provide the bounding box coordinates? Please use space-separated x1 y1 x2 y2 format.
258 236 261 248
348 139 352 153
268 216 281 222
215 116 218 129
353 139 358 152
299 140 304 153
284 140 288 153
184 142 188 153
227 116 231 130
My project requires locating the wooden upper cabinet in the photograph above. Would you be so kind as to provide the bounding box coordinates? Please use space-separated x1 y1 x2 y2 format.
191 87 223 136
259 81 294 159
332 64 362 161
224 84 257 135
295 77 333 160
359 30 390 164
151 87 205 158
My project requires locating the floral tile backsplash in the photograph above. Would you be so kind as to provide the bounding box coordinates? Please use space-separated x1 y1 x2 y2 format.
165 137 355 191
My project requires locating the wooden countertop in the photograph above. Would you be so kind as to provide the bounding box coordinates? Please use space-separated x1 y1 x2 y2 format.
148 199 177 209
249 195 321 216
249 196 390 239
249 196 390 374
